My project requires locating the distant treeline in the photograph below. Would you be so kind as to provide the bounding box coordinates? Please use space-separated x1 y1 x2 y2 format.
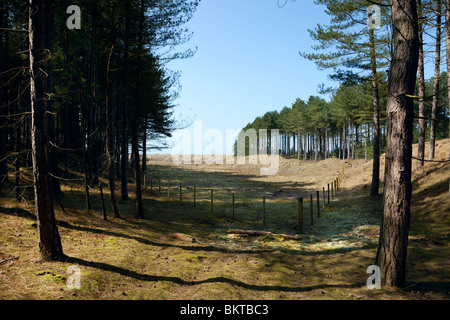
235 71 449 161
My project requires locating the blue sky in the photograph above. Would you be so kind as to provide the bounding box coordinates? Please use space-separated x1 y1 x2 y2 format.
162 0 338 155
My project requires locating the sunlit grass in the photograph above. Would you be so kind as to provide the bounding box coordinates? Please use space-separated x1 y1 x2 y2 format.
0 139 449 300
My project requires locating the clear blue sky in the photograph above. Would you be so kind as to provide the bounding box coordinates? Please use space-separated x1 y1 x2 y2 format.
162 0 337 155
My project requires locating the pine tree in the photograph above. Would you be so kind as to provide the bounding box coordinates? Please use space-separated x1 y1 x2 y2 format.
302 0 391 195
28 0 64 261
375 0 419 288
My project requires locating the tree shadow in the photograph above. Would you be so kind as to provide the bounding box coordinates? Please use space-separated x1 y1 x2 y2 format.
0 203 377 256
65 255 365 293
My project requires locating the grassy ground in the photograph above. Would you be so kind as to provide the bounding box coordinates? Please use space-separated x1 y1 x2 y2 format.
0 140 449 300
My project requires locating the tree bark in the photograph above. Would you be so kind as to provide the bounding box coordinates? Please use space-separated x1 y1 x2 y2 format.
28 0 64 261
375 0 419 288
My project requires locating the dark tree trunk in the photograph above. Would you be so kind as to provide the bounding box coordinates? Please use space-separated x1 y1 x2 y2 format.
120 0 130 201
142 117 147 173
28 0 64 261
133 0 146 219
303 134 307 161
91 1 100 184
106 43 120 218
314 129 318 162
79 72 92 211
44 0 61 196
446 0 450 160
0 0 8 182
347 118 351 160
342 124 346 159
417 0 426 170
131 126 143 218
375 0 419 288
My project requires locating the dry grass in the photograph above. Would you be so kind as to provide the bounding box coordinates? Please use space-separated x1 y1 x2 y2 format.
0 139 449 300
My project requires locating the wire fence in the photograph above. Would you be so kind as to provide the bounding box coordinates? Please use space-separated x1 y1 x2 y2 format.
143 162 355 235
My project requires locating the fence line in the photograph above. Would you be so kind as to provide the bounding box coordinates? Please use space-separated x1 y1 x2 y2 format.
139 161 354 235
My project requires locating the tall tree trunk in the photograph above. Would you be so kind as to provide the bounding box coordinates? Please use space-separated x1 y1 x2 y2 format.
342 124 346 159
0 0 8 182
303 134 307 161
365 123 368 163
44 0 61 196
90 1 100 184
314 129 318 162
429 0 442 160
106 43 120 218
351 120 355 159
347 118 351 160
133 0 146 219
79 69 92 211
28 0 63 261
120 28 130 200
417 0 426 170
338 127 342 159
446 0 450 160
142 117 147 173
375 0 419 288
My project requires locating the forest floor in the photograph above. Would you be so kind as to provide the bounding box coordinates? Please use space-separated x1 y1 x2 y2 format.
0 139 449 300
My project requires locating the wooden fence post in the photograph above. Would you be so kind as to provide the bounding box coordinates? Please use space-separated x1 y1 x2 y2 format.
316 190 320 218
194 186 196 207
323 187 326 209
327 183 330 204
297 197 303 234
310 194 313 225
179 182 182 202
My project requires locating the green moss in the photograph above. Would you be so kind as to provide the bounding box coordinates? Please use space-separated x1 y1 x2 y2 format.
36 271 66 284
